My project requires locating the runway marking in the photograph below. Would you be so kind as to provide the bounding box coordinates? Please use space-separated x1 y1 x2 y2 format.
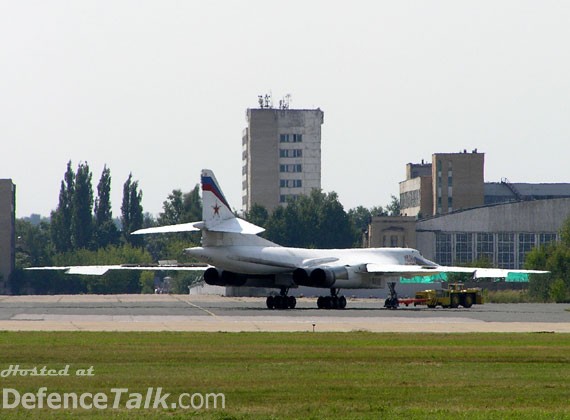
70 321 83 331
174 296 220 319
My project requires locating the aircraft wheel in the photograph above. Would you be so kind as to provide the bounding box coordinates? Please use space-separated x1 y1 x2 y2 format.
338 296 347 309
323 296 332 309
317 296 323 309
331 297 339 309
287 296 296 309
266 296 275 309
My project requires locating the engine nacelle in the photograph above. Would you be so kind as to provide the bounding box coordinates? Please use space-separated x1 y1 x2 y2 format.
204 268 247 287
292 266 348 288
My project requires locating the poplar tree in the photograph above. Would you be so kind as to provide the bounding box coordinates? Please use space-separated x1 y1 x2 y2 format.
71 162 93 249
121 173 144 246
93 165 119 248
50 161 75 253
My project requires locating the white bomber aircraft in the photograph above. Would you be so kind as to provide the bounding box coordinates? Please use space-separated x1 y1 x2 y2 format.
31 169 548 309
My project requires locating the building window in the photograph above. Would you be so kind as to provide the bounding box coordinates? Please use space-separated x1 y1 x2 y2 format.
383 235 399 247
280 194 298 203
401 190 420 209
518 233 536 267
280 179 302 188
539 233 557 246
280 134 303 143
279 164 302 173
279 149 303 158
476 233 494 264
390 235 399 247
498 233 515 269
455 233 473 264
435 232 452 265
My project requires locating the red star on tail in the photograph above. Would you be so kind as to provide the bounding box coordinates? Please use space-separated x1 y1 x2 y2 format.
212 202 221 216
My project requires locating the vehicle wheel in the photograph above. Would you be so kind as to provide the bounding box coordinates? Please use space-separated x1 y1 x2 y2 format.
427 304 436 309
266 296 275 309
450 294 460 308
463 294 473 308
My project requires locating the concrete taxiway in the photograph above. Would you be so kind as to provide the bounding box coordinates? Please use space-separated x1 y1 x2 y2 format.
0 294 569 333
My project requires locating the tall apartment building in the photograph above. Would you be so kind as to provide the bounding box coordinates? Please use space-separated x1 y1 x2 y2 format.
0 179 16 292
242 106 324 212
400 150 485 217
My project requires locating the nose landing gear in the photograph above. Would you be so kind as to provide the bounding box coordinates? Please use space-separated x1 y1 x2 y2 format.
384 282 399 309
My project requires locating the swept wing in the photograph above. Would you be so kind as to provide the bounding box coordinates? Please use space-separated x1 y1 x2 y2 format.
26 263 210 276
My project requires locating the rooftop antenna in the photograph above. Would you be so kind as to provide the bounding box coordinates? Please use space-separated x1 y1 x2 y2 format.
257 93 273 109
279 93 291 110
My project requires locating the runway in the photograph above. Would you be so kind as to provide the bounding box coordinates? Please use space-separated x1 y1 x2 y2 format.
0 294 569 333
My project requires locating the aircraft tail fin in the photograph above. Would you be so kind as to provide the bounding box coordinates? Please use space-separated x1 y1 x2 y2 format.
201 169 264 234
201 169 235 224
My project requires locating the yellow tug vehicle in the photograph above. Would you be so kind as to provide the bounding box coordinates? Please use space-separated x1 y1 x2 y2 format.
407 283 484 308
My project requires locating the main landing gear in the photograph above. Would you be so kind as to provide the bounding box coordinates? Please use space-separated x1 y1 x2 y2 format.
317 288 347 310
266 288 296 310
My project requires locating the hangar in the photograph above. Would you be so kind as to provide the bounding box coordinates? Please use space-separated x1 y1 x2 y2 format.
414 198 569 268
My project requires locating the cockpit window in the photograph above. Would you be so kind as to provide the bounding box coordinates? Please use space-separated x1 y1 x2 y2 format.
415 256 438 267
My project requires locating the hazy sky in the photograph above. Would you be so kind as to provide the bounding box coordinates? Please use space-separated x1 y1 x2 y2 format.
1 1 569 218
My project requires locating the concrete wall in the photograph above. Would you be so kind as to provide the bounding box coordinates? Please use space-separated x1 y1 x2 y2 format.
400 176 433 218
432 152 484 215
0 180 15 291
244 109 281 211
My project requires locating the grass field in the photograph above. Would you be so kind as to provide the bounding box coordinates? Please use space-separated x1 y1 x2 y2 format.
0 331 569 419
